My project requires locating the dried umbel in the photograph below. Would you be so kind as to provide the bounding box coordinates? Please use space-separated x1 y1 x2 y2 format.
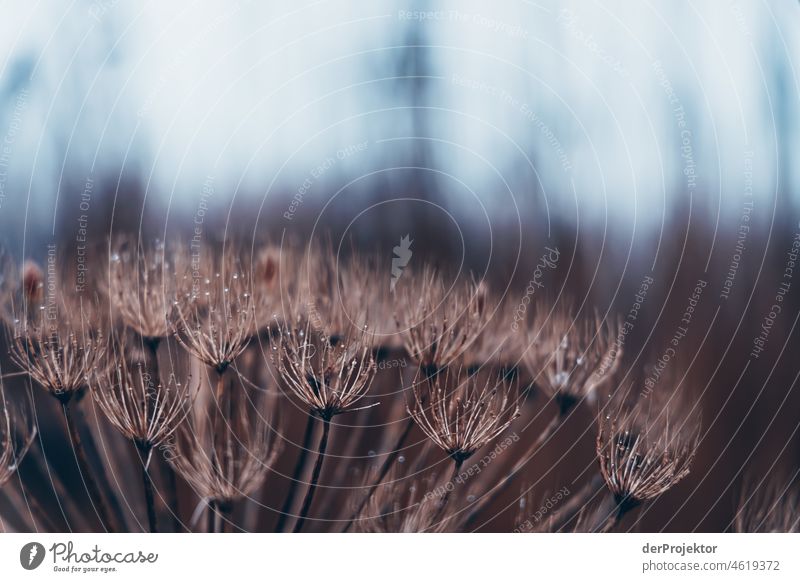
173 254 255 374
8 306 106 402
408 365 520 465
293 244 372 338
274 319 378 420
735 476 800 533
395 269 490 373
524 305 620 411
92 351 194 449
109 238 181 342
0 388 37 488
597 388 700 512
464 283 517 366
169 384 282 525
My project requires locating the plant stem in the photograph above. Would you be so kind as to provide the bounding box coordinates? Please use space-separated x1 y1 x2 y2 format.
207 499 218 533
293 416 330 533
591 493 637 532
164 464 182 531
431 458 464 526
463 412 565 529
136 442 158 533
342 415 414 532
62 400 118 532
275 413 315 532
218 500 233 533
145 337 183 532
548 473 605 532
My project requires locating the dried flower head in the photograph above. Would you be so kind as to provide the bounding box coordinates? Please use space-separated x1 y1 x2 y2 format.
597 386 700 509
8 302 106 402
173 251 255 373
524 304 620 410
169 385 282 506
408 365 520 464
109 238 181 341
92 345 196 449
735 475 800 533
292 244 372 337
274 319 377 420
395 270 490 373
0 387 37 487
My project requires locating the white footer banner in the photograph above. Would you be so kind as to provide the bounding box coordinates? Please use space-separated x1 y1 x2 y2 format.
0 534 797 580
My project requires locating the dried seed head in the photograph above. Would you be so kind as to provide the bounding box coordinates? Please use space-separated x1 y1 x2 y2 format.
274 319 377 420
172 248 255 373
169 383 282 505
109 238 181 341
92 342 196 448
597 385 700 507
408 365 520 463
292 244 376 337
8 299 107 402
524 304 621 409
395 269 490 372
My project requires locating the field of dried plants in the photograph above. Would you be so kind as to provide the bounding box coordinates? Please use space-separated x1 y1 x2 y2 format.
0 238 796 533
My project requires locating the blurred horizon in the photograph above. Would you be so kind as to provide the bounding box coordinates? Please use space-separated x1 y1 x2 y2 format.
1 0 799 255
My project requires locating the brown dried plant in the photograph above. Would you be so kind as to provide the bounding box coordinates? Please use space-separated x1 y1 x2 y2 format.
172 250 255 375
92 355 193 449
464 305 622 526
524 304 621 412
169 382 282 532
275 319 377 421
109 238 182 343
596 385 700 530
408 365 520 469
274 319 378 532
395 269 490 374
293 243 369 338
8 300 106 403
7 296 120 531
91 341 197 531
